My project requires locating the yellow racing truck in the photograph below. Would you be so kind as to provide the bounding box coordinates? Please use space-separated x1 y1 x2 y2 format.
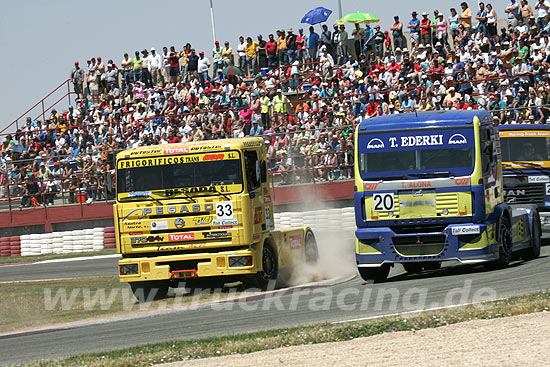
115 137 318 300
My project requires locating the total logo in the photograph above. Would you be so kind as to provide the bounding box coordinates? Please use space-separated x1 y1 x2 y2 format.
448 134 467 145
168 233 195 242
164 147 189 155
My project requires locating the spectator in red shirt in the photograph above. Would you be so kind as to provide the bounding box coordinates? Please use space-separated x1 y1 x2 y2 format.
266 34 278 69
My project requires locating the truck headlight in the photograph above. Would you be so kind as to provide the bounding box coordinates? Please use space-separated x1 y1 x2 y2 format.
119 264 139 275
229 256 252 267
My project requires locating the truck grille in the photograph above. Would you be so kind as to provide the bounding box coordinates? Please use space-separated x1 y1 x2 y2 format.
436 193 459 215
392 235 446 256
504 184 544 204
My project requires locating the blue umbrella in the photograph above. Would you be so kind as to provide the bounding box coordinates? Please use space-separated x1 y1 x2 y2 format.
301 6 333 25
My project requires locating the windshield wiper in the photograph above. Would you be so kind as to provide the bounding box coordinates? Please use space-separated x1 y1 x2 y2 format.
125 192 163 205
408 171 454 178
376 175 409 181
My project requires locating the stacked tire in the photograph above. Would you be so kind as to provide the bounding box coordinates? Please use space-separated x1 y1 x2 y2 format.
10 236 21 256
0 237 10 257
103 227 116 249
92 227 105 251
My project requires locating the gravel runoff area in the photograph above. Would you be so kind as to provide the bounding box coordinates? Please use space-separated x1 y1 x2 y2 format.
158 311 550 367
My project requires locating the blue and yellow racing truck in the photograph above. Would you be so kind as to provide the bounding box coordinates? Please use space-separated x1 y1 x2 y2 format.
499 125 550 236
354 111 541 283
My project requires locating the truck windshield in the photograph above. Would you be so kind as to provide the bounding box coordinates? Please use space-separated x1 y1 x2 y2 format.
358 128 475 179
500 133 550 163
116 152 243 198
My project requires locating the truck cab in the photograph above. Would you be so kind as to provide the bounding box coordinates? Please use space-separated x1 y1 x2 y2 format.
114 138 317 300
499 125 550 235
354 111 540 283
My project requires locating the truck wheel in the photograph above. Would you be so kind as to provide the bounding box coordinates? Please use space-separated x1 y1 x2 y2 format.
403 263 423 274
247 241 279 291
358 264 390 284
129 281 169 302
305 230 319 265
485 216 512 270
521 211 541 261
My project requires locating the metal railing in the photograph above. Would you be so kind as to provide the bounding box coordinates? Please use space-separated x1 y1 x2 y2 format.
1 79 74 135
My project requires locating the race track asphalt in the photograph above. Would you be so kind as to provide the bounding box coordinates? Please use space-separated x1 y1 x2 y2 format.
1 246 550 365
0 256 119 283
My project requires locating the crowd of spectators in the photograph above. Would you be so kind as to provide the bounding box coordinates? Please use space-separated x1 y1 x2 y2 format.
3 1 550 206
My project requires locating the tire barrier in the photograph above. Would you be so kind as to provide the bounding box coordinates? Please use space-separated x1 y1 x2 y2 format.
5 227 107 257
103 227 116 249
274 207 356 234
1 207 356 257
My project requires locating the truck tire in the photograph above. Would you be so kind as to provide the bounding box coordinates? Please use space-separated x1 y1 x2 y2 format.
305 230 319 265
129 281 169 302
403 263 423 274
247 241 278 291
358 264 390 284
521 211 541 261
485 216 512 270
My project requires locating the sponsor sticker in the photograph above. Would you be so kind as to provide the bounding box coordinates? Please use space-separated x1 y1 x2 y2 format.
528 176 550 183
128 191 151 198
451 225 481 235
212 218 238 226
164 147 189 155
203 231 231 238
168 233 195 241
289 235 302 250
151 220 168 231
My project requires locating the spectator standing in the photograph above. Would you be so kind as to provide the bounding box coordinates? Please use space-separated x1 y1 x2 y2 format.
459 2 473 34
352 23 365 59
161 46 170 85
70 61 85 100
296 29 306 63
237 36 247 71
222 41 233 67
120 53 132 90
245 37 258 76
331 24 340 62
212 41 223 76
391 16 405 50
449 8 460 44
373 25 386 58
320 24 332 57
306 26 320 62
187 49 199 82
257 35 268 69
132 51 143 84
260 90 271 129
420 12 432 45
266 34 278 69
168 46 180 85
286 28 298 64
506 0 521 30
486 4 498 37
141 49 153 88
535 0 550 28
337 24 348 64
521 0 534 23
149 48 163 88
408 11 420 48
197 51 210 87
476 2 489 36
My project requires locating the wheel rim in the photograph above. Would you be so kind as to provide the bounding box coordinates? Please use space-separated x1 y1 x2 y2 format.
305 233 317 264
260 247 275 280
501 223 512 258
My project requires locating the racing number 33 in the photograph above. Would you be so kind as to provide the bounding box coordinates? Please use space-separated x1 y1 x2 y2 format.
216 201 234 219
373 193 395 211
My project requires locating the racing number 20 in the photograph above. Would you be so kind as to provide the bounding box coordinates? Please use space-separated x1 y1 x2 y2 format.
216 202 234 219
373 193 394 211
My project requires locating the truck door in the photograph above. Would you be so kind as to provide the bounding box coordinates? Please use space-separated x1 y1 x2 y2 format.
481 126 500 214
244 150 266 235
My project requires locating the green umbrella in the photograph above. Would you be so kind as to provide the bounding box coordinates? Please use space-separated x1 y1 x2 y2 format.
337 12 380 24
222 65 243 76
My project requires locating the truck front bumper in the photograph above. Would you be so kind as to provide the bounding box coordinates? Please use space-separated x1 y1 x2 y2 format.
355 223 499 267
118 246 261 282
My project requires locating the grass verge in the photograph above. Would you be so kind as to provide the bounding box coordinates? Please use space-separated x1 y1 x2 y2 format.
0 249 117 265
14 289 550 367
0 276 249 334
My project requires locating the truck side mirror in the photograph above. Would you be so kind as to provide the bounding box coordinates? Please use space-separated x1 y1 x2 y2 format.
255 160 262 184
260 160 267 183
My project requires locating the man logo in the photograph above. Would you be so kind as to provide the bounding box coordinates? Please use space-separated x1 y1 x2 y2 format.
174 218 185 229
366 138 385 149
448 134 467 145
